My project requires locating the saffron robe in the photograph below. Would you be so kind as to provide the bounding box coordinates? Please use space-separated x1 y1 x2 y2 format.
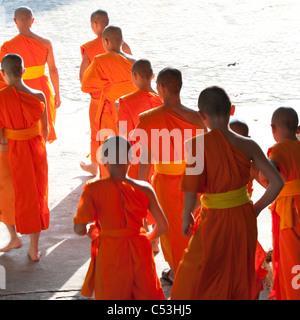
171 129 257 300
74 177 165 300
118 89 162 179
267 139 300 300
134 105 205 272
0 86 49 234
80 35 105 162
0 34 57 142
81 51 136 177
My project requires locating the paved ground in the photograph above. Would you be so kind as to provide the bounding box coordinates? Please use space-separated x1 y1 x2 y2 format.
0 0 300 300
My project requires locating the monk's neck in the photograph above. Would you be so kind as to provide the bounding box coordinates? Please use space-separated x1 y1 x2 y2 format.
139 84 155 93
163 96 182 110
7 79 25 90
18 28 34 38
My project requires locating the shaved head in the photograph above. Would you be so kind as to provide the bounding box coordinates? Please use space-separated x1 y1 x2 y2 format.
90 10 109 27
102 25 123 48
14 6 33 22
198 86 232 117
132 59 153 80
229 119 249 137
157 67 182 94
1 54 24 78
272 107 299 133
101 135 132 165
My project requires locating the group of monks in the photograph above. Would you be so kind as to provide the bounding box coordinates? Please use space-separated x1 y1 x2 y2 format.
0 7 300 300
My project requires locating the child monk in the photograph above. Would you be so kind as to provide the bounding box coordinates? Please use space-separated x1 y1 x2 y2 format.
229 118 268 299
79 10 131 176
117 59 162 179
0 54 49 261
73 135 168 300
81 25 136 178
132 67 207 283
263 107 300 300
171 86 283 300
0 6 60 143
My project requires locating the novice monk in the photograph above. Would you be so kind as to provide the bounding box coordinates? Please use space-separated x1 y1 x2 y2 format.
0 54 49 261
171 86 283 300
132 67 207 283
117 59 162 179
262 107 300 300
74 135 168 300
229 118 268 299
0 6 60 143
79 10 131 175
81 25 136 178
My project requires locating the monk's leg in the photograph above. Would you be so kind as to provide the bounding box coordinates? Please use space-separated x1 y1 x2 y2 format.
0 225 22 252
28 232 42 262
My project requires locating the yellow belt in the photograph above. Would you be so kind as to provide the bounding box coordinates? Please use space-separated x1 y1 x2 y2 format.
201 185 250 209
22 65 45 80
4 125 40 141
154 160 186 175
276 179 300 230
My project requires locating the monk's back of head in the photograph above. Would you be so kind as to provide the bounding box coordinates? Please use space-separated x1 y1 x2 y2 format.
272 107 299 134
157 67 182 94
91 10 109 28
1 53 24 79
198 86 232 117
229 119 249 137
102 26 123 48
14 6 34 26
132 59 153 80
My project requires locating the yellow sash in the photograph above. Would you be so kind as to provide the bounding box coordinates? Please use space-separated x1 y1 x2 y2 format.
4 125 40 141
22 65 45 80
154 160 186 175
201 185 250 209
276 179 300 230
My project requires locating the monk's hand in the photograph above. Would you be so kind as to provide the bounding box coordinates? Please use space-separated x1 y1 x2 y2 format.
182 213 194 237
54 94 61 109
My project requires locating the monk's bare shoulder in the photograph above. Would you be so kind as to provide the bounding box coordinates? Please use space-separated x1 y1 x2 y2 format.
125 177 155 199
31 33 53 50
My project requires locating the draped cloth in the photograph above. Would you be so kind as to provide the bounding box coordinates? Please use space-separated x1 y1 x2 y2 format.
134 105 205 272
171 129 257 300
74 177 164 300
0 34 57 142
0 86 49 234
267 139 300 300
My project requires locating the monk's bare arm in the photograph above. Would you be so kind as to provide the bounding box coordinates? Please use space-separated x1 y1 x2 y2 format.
74 223 87 236
122 41 132 55
38 93 49 141
45 41 61 108
182 191 197 237
249 141 284 216
79 51 90 84
138 145 152 181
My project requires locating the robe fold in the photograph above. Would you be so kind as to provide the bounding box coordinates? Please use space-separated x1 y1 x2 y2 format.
118 89 162 180
81 51 136 177
0 34 57 142
80 36 105 162
267 138 300 300
0 86 49 234
134 105 205 271
74 177 164 300
171 129 257 300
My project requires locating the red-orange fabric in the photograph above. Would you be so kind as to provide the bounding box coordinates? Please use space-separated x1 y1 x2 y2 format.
74 177 165 300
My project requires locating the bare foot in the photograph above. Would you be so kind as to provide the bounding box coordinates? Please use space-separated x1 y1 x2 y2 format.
80 161 98 176
0 238 22 252
151 238 160 254
27 249 42 262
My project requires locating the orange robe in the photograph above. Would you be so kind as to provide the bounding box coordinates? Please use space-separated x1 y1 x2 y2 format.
0 34 57 142
134 106 205 272
74 177 165 300
117 89 162 179
80 36 105 162
81 51 136 177
171 129 257 300
267 139 300 300
0 86 49 234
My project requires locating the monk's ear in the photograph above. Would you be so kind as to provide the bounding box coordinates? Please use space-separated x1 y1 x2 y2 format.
230 105 235 116
22 68 26 76
296 126 300 135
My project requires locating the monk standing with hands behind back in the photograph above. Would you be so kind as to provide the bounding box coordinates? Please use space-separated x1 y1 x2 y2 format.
81 25 136 178
0 6 60 143
0 54 49 262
